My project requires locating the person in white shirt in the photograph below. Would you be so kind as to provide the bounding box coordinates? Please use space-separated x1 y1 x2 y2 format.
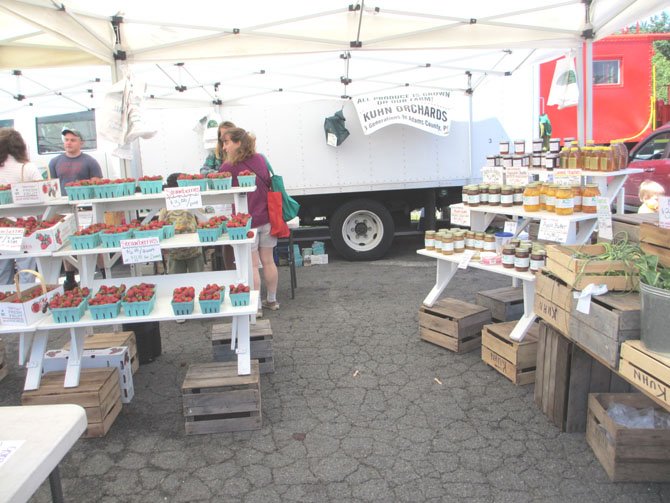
0 128 44 285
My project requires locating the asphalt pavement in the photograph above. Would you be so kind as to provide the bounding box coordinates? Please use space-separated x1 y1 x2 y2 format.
1 235 669 502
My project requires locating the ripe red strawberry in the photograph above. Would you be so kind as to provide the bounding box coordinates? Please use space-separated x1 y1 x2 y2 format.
246 230 254 238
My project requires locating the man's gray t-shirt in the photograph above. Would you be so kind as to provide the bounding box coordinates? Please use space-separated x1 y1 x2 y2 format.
48 153 102 194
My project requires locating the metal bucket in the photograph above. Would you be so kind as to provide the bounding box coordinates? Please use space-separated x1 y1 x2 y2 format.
640 282 670 355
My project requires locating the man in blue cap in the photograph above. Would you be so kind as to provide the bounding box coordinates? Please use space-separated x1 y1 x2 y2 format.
48 128 103 194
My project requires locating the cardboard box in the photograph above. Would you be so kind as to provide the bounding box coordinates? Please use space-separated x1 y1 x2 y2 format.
11 179 61 205
63 331 139 374
0 284 63 326
20 213 76 252
42 346 134 403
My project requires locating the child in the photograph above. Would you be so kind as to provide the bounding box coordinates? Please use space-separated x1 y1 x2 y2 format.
638 180 665 214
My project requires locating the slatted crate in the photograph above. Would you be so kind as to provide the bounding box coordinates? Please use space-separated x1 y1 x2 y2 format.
418 298 491 353
21 368 122 438
475 286 524 322
640 222 670 267
63 331 139 374
587 393 670 482
182 360 261 435
0 338 7 382
534 321 632 433
481 321 539 385
211 319 274 374
618 340 670 412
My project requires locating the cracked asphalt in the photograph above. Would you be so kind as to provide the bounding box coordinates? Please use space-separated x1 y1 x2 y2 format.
1 235 670 502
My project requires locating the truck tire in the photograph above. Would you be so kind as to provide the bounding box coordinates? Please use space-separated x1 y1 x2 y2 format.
330 199 395 261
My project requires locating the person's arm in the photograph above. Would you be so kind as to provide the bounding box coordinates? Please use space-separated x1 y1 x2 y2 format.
48 158 57 179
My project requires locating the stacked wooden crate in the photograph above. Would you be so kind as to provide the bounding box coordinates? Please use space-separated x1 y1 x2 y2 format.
63 331 139 374
211 320 274 374
419 298 491 353
475 286 524 322
0 338 7 382
481 321 538 385
618 340 670 411
640 222 670 267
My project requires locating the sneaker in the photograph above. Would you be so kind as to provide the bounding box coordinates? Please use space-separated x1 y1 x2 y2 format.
262 300 280 311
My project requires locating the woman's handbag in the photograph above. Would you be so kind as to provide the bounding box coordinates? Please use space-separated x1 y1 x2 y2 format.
263 156 300 221
268 191 289 238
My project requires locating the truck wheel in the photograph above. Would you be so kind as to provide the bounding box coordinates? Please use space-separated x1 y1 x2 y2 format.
330 199 395 261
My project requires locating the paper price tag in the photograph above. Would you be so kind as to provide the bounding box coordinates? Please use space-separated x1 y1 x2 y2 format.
120 237 162 264
458 249 475 269
596 196 613 240
0 440 24 468
481 166 503 184
0 227 25 252
538 218 570 243
450 204 470 227
503 221 517 235
505 166 529 186
659 196 670 229
327 133 338 147
165 186 202 210
553 168 582 186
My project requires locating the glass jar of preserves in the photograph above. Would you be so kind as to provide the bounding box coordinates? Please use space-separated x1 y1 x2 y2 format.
549 138 561 153
462 186 470 205
514 247 531 272
523 183 541 212
510 238 521 249
582 183 600 213
453 232 465 253
554 186 574 215
502 155 513 168
465 231 475 250
479 184 489 205
424 230 436 250
467 185 480 207
572 185 583 212
499 141 510 155
538 183 547 211
502 245 516 268
474 232 485 251
483 234 496 252
501 186 514 207
441 232 454 255
544 154 559 170
532 153 543 168
433 233 443 253
486 156 496 167
532 138 543 153
544 184 557 213
530 250 546 274
512 155 524 168
513 186 524 206
514 139 526 155
488 185 501 206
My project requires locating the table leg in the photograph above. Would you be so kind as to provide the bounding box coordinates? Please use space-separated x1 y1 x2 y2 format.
48 465 64 503
422 260 458 307
63 327 86 388
235 315 251 375
509 280 537 342
24 331 49 391
18 331 34 366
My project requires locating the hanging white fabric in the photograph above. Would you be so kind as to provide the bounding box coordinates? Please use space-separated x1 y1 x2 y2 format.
547 55 579 110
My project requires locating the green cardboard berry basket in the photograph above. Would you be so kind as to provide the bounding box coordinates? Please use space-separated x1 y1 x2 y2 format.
197 227 221 243
89 301 121 320
65 185 93 201
51 300 88 323
122 294 157 317
68 233 100 250
138 180 164 194
93 183 125 199
229 292 250 307
0 190 12 205
199 296 223 314
227 227 249 240
209 177 232 190
133 228 163 241
162 224 175 239
177 179 208 191
171 300 194 316
100 230 134 248
237 175 256 187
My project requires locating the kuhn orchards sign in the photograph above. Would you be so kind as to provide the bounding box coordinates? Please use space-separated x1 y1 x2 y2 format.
353 88 452 136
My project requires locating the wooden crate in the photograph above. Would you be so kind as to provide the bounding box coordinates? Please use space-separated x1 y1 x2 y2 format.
63 331 138 374
602 212 659 244
475 286 524 322
640 222 670 268
0 338 7 382
212 319 274 374
586 393 670 482
534 321 631 432
545 243 638 291
481 321 539 385
21 368 122 438
418 298 491 353
619 340 670 412
182 361 261 435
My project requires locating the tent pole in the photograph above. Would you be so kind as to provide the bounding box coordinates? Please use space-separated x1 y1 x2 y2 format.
585 39 594 141
576 42 585 145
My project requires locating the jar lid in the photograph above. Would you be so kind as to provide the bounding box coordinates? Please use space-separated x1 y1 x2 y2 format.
475 232 485 237
488 184 500 190
503 244 516 251
501 185 513 191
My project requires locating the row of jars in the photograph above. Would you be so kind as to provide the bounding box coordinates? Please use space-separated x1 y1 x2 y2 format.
522 182 601 214
501 242 547 273
462 185 524 207
499 139 546 156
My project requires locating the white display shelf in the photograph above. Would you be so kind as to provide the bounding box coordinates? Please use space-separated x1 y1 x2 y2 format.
417 249 535 282
0 249 55 259
525 167 642 178
464 203 597 222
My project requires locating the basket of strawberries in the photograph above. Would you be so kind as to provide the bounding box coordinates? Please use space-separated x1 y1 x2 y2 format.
171 286 195 316
68 223 107 250
196 219 222 242
225 213 253 240
177 173 208 191
133 220 165 241
161 221 175 239
121 283 156 317
49 286 91 323
236 169 256 188
0 184 12 205
88 284 125 320
198 283 224 314
91 178 125 199
64 180 94 201
100 224 134 248
228 283 251 307
138 175 164 194
207 171 233 191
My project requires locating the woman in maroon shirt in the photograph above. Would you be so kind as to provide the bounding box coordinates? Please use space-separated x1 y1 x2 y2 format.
220 128 280 311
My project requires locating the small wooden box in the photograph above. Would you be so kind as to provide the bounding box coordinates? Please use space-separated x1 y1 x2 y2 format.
619 340 670 411
182 361 261 435
640 222 670 267
481 321 539 385
534 321 631 432
587 393 670 482
476 286 524 322
21 368 122 438
63 331 138 374
0 338 7 382
212 320 274 374
419 298 491 353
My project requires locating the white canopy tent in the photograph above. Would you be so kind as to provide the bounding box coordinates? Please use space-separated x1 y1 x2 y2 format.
0 0 667 138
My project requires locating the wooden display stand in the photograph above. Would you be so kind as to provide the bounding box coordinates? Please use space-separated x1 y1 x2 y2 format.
534 321 631 432
481 321 538 385
0 338 7 382
618 340 670 411
182 361 261 435
21 368 122 438
475 287 524 322
212 320 274 374
587 392 670 482
418 298 491 353
63 331 139 374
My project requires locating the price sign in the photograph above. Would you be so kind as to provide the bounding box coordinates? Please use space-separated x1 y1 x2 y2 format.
503 221 518 235
0 440 24 468
596 196 613 240
538 218 570 243
481 166 503 184
659 196 670 229
120 237 162 264
165 186 202 210
0 227 25 252
505 166 529 186
553 169 582 186
458 249 475 269
450 204 470 227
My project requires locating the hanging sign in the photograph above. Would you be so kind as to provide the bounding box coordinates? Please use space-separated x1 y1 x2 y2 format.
659 196 670 229
482 167 504 184
553 169 581 186
503 221 518 235
450 204 470 227
165 186 202 210
538 218 570 242
120 237 162 264
505 167 529 186
596 196 613 240
353 87 452 136
0 227 25 252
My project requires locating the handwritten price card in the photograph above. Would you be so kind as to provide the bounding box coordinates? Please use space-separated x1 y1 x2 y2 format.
505 167 529 186
0 440 24 468
481 167 503 184
553 169 582 186
538 218 570 243
0 227 25 252
596 196 613 240
458 249 476 269
120 237 162 264
659 196 670 229
165 186 202 210
450 204 470 227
